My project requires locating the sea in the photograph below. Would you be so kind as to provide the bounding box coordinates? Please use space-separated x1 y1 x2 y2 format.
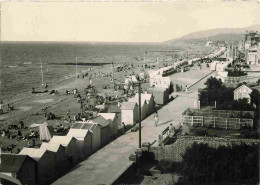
0 42 179 102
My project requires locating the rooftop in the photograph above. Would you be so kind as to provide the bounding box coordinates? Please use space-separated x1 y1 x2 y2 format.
40 142 65 153
120 102 137 110
19 148 46 161
50 136 74 147
67 129 90 139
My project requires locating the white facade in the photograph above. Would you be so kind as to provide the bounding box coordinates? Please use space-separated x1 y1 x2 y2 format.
67 129 92 160
120 102 138 126
234 85 252 103
150 75 171 88
98 113 119 138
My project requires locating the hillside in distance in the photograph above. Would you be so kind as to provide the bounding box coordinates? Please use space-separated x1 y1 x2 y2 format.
167 24 260 44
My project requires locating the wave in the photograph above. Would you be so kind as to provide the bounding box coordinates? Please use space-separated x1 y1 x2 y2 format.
23 62 32 65
8 65 18 68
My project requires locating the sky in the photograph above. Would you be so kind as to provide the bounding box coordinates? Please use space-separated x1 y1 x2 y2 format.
1 1 260 42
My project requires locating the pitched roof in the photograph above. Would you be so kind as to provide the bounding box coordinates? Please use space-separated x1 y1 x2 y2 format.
49 136 74 147
19 148 46 161
81 123 94 130
71 122 98 131
91 115 111 127
120 102 137 110
107 105 121 113
0 154 34 172
40 142 65 153
71 122 84 129
129 97 147 106
67 129 89 139
98 113 116 121
234 84 252 93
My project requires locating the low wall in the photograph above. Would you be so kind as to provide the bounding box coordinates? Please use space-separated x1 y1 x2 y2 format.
149 136 260 163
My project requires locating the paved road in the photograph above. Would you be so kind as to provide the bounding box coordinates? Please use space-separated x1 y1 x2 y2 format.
52 69 215 185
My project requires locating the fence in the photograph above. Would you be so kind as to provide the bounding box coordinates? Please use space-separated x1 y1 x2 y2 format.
183 108 255 118
181 115 253 129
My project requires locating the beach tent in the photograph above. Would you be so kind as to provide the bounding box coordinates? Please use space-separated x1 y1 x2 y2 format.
40 142 68 176
98 113 119 138
0 154 36 185
29 122 52 141
67 128 92 160
49 136 79 166
19 148 56 185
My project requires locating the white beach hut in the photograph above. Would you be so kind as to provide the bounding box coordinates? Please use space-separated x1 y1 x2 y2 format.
67 128 92 160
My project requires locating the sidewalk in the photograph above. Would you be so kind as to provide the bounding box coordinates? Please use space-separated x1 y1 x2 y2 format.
52 69 215 185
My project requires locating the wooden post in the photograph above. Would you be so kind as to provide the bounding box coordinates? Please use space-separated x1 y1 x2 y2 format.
226 118 228 129
214 117 216 128
214 101 217 109
202 116 204 127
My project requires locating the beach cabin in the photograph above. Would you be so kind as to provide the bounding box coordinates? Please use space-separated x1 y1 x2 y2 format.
49 136 79 166
152 87 169 105
129 97 148 120
120 102 139 126
210 61 219 71
98 113 119 138
72 122 102 152
67 128 92 160
134 92 155 116
40 142 68 176
91 116 111 146
0 154 36 185
19 148 55 185
234 84 252 103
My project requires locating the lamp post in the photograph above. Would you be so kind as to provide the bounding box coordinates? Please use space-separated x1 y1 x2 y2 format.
138 81 142 148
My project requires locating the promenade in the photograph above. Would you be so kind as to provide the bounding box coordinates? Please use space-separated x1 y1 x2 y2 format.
53 67 215 185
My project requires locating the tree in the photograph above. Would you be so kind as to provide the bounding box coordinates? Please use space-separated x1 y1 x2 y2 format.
250 89 259 108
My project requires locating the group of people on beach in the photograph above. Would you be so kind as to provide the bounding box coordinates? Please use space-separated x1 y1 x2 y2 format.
0 100 14 114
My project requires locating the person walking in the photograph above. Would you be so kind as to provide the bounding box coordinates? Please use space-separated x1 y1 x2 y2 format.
169 123 176 139
154 110 159 127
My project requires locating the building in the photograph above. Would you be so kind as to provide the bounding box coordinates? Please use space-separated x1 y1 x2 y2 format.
234 84 252 103
132 92 155 116
72 122 102 152
40 142 68 177
149 74 171 88
152 87 169 105
0 154 36 185
67 128 92 160
128 97 148 120
120 102 139 126
244 31 260 65
49 136 79 166
91 115 111 146
216 61 232 72
19 148 56 185
98 113 119 138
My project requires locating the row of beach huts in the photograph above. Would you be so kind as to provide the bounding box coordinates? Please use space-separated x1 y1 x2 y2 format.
0 112 121 185
0 90 163 185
